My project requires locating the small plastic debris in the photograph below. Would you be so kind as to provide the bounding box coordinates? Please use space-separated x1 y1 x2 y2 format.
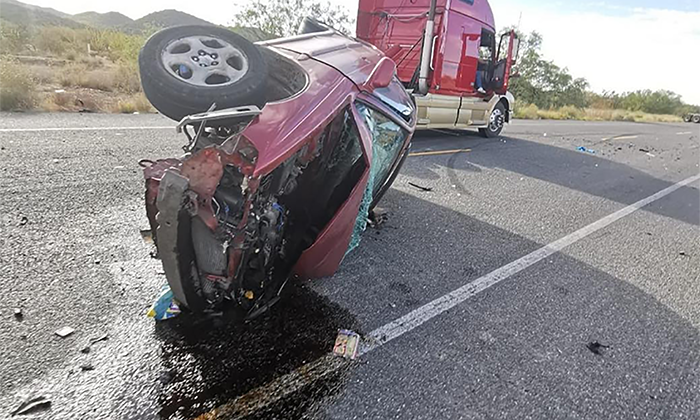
333 329 360 360
586 341 610 355
19 216 28 226
576 146 596 154
368 207 389 228
680 251 688 257
408 182 433 192
14 308 23 320
11 396 51 416
81 334 109 353
646 152 656 157
147 285 181 321
55 326 75 338
543 133 547 137
140 229 154 244
80 364 94 371
639 148 650 153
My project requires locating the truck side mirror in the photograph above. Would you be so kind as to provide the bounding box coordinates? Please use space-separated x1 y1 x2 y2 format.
364 57 396 90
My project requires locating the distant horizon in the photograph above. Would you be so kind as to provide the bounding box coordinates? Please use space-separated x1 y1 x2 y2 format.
11 0 700 105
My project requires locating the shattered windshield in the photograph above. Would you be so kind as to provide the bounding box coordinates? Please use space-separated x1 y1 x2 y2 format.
372 77 415 122
355 102 408 198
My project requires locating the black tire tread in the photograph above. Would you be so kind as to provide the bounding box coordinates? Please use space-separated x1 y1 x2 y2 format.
139 25 268 121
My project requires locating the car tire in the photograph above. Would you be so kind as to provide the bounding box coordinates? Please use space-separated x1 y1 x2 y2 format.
479 102 506 138
139 25 268 122
692 114 700 124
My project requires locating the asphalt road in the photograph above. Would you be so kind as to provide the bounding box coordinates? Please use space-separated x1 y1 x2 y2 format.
1 113 698 420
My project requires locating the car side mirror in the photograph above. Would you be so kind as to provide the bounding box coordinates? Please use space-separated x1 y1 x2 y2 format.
364 57 396 90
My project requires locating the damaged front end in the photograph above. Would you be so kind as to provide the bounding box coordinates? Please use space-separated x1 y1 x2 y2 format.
143 105 368 317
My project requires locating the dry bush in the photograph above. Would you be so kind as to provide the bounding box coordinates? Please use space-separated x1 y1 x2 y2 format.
513 103 681 123
0 58 37 110
41 91 103 112
82 70 116 92
112 63 141 93
514 103 540 119
113 93 153 113
28 65 57 84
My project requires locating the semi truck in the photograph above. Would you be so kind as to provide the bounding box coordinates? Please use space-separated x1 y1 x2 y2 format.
357 0 520 137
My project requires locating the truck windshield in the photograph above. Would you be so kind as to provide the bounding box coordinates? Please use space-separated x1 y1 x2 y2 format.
372 77 415 123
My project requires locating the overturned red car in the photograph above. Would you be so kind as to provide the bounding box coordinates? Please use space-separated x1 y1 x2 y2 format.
138 19 416 316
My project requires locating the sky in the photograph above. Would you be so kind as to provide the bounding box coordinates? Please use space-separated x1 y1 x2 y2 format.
16 0 700 105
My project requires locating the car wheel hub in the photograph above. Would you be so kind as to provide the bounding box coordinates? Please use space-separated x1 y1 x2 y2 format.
162 36 249 87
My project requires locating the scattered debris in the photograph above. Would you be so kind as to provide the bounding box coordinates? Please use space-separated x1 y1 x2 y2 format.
680 251 689 257
54 326 75 338
639 148 650 153
147 285 181 321
80 334 109 353
543 133 547 137
159 369 176 385
54 89 65 93
408 182 433 192
576 146 596 154
586 341 610 355
114 165 126 170
140 229 154 244
11 396 52 416
18 216 28 226
645 152 655 157
80 364 94 372
368 207 389 228
333 329 360 360
14 308 23 320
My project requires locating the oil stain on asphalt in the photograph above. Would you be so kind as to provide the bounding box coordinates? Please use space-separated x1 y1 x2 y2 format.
154 283 361 419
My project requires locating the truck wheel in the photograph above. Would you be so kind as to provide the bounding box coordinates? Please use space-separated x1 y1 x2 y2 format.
693 114 700 124
139 25 268 121
684 115 692 122
479 102 506 138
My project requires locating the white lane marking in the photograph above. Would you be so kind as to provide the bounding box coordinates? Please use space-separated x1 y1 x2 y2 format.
0 126 174 133
362 173 700 353
677 132 693 135
202 173 700 419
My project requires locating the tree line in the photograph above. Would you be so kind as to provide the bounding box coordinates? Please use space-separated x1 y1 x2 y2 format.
508 30 699 115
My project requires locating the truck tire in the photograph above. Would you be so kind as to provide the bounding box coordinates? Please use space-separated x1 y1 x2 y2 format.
479 102 506 138
139 25 268 121
684 114 692 122
693 114 700 124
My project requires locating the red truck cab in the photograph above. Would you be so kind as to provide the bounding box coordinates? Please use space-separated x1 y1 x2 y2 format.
357 0 519 136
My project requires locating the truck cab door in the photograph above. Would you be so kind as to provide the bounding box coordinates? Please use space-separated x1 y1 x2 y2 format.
491 30 519 95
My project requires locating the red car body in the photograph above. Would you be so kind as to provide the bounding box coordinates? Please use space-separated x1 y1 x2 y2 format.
143 28 416 312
